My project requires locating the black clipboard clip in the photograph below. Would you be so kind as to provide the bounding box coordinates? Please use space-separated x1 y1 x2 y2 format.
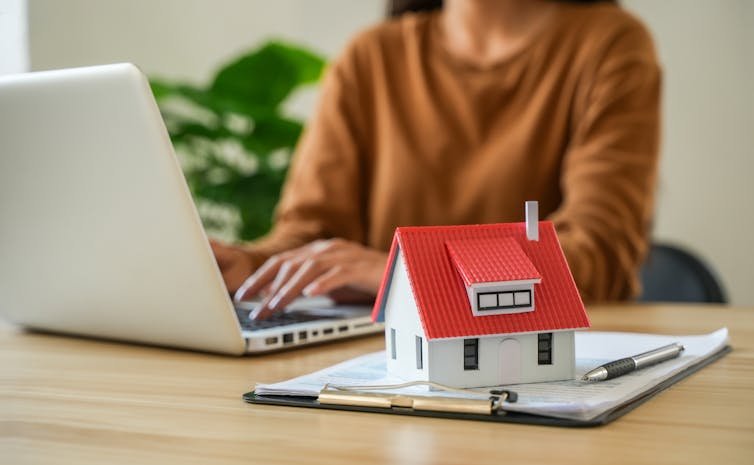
319 380 517 415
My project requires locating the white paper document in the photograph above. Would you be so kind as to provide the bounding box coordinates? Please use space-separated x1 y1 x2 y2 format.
254 328 729 421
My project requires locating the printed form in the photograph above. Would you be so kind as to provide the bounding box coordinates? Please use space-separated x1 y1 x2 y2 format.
254 328 729 421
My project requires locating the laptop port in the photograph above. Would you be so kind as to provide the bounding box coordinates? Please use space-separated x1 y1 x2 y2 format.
312 330 319 337
265 336 278 345
283 333 294 344
298 331 307 340
338 325 349 333
323 328 334 335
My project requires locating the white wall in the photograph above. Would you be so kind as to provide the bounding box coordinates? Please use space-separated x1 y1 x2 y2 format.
27 0 754 305
428 332 575 388
384 252 429 382
0 0 29 74
28 0 383 78
623 0 754 306
28 0 384 119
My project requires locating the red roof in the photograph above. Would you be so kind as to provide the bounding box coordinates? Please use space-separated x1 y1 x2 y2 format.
446 237 541 286
372 222 590 339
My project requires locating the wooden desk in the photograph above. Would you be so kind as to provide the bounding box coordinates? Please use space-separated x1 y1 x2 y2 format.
1 304 753 464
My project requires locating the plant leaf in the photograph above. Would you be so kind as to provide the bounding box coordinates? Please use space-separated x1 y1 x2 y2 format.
211 41 326 110
242 116 302 156
149 40 326 240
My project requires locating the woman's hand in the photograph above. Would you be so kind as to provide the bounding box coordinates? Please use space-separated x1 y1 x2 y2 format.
233 239 388 320
209 240 255 294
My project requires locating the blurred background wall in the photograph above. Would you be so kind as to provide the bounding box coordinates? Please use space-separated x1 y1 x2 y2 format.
0 0 29 74
18 0 754 305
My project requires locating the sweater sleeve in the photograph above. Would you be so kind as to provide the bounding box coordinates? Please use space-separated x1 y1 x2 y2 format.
549 23 662 302
242 41 370 269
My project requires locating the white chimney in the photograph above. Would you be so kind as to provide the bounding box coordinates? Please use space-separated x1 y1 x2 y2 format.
525 201 539 241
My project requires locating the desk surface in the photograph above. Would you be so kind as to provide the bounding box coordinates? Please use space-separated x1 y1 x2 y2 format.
2 304 753 465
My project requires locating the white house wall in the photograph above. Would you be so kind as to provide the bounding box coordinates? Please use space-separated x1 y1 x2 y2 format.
427 331 575 388
384 250 429 382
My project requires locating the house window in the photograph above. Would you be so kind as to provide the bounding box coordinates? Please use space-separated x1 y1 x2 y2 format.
476 290 532 311
538 333 552 365
464 338 479 370
478 293 497 309
391 328 397 360
498 292 514 307
416 335 423 370
514 291 530 306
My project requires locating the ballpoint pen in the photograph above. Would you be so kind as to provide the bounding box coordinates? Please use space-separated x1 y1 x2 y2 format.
582 342 685 382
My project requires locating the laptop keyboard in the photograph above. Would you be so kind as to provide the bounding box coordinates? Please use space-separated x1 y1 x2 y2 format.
235 308 332 331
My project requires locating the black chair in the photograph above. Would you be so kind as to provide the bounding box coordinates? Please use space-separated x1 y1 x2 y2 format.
638 243 727 304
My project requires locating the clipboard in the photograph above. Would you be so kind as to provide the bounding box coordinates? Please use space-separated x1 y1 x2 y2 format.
243 345 730 427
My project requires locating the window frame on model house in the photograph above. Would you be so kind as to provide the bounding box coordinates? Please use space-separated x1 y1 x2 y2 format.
415 335 423 370
476 289 532 311
463 338 479 370
390 328 397 360
538 332 553 365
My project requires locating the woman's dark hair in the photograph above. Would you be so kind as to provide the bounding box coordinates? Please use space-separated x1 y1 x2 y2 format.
387 0 615 18
387 0 442 17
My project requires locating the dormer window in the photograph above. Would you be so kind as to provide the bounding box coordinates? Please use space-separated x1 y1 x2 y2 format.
477 289 532 311
469 280 538 315
446 237 542 317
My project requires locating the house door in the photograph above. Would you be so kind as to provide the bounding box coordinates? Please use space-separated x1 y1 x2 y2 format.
499 338 521 385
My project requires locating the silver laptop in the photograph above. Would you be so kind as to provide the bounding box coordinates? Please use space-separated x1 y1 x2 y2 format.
0 63 381 354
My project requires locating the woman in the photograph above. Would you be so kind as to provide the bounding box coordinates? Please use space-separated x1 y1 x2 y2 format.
212 0 661 320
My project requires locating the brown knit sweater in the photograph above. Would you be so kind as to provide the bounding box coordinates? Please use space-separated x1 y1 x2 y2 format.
245 3 661 302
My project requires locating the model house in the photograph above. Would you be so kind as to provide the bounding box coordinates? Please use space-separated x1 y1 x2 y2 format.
371 202 590 388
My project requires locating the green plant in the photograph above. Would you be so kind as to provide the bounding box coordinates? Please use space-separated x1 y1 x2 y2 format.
150 41 327 241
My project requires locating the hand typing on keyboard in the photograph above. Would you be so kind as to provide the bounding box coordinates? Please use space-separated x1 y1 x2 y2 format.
232 239 386 321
